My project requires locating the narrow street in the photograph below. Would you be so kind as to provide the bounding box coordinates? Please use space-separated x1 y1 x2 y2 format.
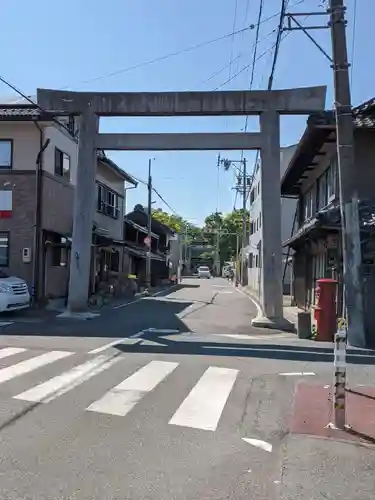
0 278 373 499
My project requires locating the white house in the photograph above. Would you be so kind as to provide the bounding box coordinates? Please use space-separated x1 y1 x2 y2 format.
247 145 297 300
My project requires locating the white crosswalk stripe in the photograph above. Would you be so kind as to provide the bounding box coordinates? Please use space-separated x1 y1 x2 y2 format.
86 360 178 417
14 354 120 403
0 350 72 384
0 348 240 433
0 347 27 360
169 367 238 431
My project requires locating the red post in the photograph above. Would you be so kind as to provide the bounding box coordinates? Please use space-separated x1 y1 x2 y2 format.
314 278 338 342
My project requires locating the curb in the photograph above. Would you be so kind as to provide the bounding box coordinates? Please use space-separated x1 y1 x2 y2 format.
236 285 296 333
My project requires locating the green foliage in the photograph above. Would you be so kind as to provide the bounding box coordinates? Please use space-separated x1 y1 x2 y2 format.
202 209 249 264
151 208 201 242
151 208 249 264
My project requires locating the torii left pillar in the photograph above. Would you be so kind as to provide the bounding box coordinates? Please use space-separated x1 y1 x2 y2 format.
68 109 99 312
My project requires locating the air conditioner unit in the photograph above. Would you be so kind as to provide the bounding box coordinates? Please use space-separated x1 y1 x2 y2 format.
22 247 32 263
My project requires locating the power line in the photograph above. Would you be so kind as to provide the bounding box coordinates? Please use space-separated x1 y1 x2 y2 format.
192 55 242 90
267 0 289 90
62 11 282 90
227 0 240 86
243 0 289 200
196 27 276 91
214 40 279 90
126 171 179 216
243 0 265 135
233 0 253 78
0 75 74 138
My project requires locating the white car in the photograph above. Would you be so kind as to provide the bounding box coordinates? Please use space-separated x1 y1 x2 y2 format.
0 272 30 312
198 266 211 279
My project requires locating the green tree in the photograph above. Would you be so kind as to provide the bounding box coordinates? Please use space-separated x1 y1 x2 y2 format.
151 208 201 242
202 209 249 264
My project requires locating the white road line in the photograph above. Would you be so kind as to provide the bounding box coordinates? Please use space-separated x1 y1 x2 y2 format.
0 347 27 359
14 354 121 403
129 330 146 339
235 287 263 317
0 351 72 384
152 284 179 296
169 366 238 431
215 334 293 340
112 284 179 309
88 338 140 354
279 372 315 376
86 360 178 417
148 328 179 334
140 340 167 347
112 299 138 310
242 438 273 452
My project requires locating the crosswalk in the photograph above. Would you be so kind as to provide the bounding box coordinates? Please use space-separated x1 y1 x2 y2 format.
0 347 240 433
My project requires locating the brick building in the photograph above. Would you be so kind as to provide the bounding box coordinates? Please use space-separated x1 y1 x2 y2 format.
0 101 137 303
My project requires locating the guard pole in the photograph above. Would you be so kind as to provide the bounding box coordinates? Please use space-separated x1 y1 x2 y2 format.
333 327 347 429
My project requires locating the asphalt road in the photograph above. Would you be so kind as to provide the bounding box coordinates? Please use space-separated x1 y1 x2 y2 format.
0 277 374 499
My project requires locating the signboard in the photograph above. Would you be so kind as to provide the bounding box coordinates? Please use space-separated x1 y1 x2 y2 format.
0 191 12 218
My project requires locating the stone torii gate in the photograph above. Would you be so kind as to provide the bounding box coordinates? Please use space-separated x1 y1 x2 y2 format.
37 86 326 327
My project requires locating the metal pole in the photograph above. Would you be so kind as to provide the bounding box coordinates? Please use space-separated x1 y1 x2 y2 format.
145 158 152 289
328 0 365 347
215 226 220 276
241 158 247 285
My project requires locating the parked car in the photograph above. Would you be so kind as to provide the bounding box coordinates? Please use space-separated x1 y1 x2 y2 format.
0 271 30 313
198 266 211 279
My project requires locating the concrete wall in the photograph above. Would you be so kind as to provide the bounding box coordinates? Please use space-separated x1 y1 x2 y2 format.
248 145 297 297
41 172 74 235
0 123 40 170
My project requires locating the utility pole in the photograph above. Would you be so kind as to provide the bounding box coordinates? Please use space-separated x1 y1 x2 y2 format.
284 1 365 346
215 224 220 276
219 156 251 284
145 158 152 289
241 158 247 286
328 0 365 347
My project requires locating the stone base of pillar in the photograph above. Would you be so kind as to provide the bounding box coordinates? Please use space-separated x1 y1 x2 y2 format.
57 310 100 320
251 315 295 333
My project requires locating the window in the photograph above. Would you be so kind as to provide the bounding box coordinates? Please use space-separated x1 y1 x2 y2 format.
317 173 327 210
110 250 120 272
0 140 12 168
255 254 259 268
249 253 253 268
0 232 9 266
327 157 338 201
250 189 255 204
303 188 314 221
54 148 71 180
259 212 262 228
97 184 119 219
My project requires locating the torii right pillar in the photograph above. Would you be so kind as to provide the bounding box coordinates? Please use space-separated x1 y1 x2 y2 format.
252 110 293 331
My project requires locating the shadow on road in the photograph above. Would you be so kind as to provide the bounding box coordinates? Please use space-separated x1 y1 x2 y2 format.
0 298 195 338
114 330 375 365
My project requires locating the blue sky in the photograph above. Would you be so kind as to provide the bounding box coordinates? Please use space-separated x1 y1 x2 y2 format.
1 0 372 226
